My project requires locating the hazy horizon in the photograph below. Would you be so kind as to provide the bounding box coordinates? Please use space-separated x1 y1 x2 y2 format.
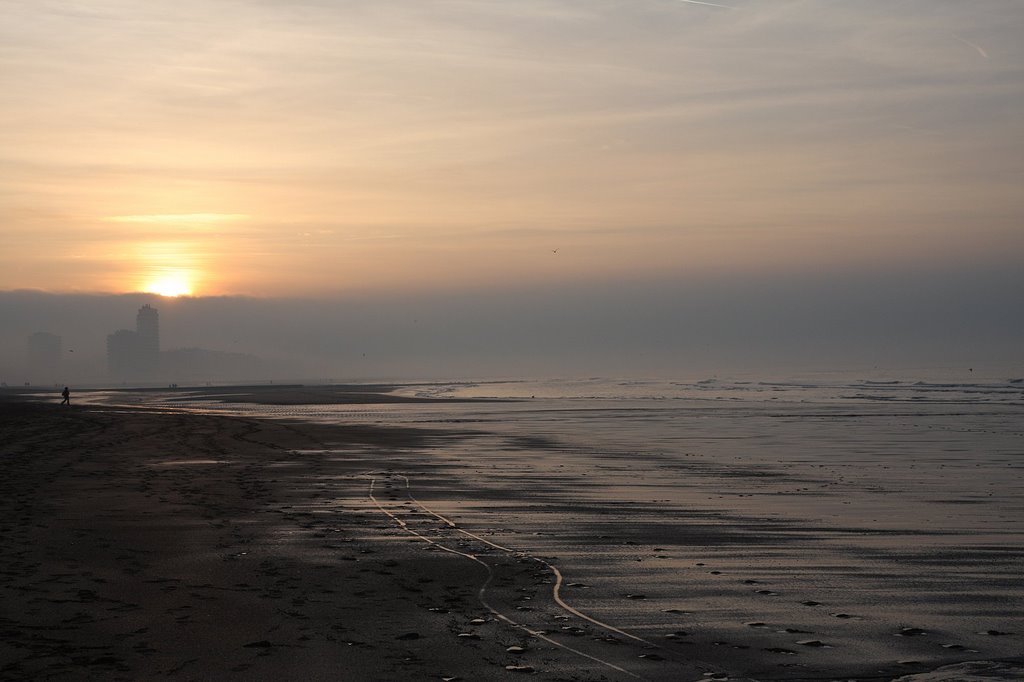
3 258 1021 385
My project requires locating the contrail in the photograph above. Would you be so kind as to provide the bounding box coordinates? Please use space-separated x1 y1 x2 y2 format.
953 35 989 59
676 0 737 9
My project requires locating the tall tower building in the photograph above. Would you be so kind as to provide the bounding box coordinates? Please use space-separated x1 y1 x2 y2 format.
136 304 160 370
107 305 160 381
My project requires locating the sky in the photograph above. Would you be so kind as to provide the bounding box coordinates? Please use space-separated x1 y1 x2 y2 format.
2 1 1022 380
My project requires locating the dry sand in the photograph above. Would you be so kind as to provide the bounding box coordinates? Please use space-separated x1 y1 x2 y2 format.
2 393 1021 681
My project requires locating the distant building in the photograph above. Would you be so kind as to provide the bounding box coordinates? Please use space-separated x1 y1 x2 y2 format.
136 304 160 367
28 332 62 380
107 329 140 378
107 305 160 380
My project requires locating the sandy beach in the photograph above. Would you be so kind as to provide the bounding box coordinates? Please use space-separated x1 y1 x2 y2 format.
2 386 1022 681
1 398 712 681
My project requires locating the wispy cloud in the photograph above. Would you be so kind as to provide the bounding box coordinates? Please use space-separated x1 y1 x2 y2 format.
107 214 249 225
952 34 990 60
674 0 737 9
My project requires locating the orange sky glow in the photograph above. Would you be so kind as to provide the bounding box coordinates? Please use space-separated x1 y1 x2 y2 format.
2 1 1022 298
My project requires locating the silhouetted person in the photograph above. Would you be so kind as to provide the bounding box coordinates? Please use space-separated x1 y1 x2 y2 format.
60 386 70 405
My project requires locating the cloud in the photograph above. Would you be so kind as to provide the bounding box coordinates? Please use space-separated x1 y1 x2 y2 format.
107 213 248 225
952 34 989 60
1 0 1022 297
673 0 737 9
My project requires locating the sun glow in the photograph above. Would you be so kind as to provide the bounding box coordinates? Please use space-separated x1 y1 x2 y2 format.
133 241 202 297
143 272 193 297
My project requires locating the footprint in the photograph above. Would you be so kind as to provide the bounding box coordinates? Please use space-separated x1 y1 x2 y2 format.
796 639 828 647
896 627 926 637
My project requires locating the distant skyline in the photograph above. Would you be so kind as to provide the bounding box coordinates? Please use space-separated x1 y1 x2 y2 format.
3 0 1022 298
2 264 1021 384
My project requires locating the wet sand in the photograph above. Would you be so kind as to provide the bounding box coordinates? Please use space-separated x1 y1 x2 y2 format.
2 393 1022 680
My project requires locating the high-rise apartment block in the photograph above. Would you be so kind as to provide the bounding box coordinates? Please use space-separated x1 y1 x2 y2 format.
107 305 160 380
136 304 160 366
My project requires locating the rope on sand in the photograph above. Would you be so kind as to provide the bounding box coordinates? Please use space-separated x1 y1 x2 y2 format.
365 473 648 680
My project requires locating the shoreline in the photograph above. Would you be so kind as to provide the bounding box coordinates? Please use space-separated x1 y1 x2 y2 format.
2 399 1021 680
1 383 516 406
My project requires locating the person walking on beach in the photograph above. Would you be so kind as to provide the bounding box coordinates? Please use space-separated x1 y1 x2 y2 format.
60 386 70 405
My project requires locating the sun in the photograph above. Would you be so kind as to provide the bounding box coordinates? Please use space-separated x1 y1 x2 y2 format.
143 272 193 297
